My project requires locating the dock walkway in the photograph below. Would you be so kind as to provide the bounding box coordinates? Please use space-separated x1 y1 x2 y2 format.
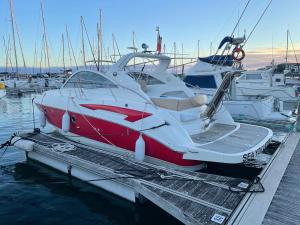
18 132 262 225
263 138 300 225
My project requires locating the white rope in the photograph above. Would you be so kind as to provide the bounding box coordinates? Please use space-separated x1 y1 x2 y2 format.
51 143 76 153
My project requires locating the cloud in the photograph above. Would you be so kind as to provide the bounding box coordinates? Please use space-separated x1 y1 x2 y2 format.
243 45 300 69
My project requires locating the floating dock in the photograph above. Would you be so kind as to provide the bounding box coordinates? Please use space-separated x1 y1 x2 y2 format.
12 130 300 225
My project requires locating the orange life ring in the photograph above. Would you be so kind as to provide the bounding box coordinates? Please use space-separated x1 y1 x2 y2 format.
232 47 245 61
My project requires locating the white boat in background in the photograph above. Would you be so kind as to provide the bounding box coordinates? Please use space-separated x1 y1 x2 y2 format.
184 58 293 123
35 51 272 171
4 77 63 89
0 82 6 98
236 66 298 102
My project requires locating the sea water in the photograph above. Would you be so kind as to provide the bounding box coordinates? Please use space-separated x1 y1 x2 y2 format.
0 95 181 225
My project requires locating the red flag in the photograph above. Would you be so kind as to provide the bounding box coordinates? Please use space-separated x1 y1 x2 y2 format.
156 33 162 54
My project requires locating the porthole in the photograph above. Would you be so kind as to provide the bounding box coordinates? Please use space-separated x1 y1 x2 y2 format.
71 115 76 123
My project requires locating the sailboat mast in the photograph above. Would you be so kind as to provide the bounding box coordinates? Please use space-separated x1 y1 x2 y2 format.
97 23 100 71
99 9 103 71
33 41 37 74
9 0 18 75
62 34 65 73
80 16 87 69
40 1 50 73
132 31 136 68
3 36 9 73
197 40 200 58
285 29 289 65
173 42 177 74
112 34 116 62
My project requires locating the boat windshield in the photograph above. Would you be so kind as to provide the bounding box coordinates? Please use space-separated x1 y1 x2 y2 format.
64 71 117 89
128 72 164 85
184 75 217 88
240 73 263 80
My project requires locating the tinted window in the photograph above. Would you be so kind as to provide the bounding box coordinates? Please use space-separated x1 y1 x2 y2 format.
64 71 117 89
128 72 164 85
184 75 217 89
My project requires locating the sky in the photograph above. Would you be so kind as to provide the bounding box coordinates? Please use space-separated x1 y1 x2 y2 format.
0 0 299 70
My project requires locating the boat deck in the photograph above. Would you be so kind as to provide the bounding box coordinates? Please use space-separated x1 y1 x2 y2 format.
191 123 271 154
18 131 263 225
263 137 300 225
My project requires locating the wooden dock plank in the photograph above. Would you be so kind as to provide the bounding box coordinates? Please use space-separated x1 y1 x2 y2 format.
263 139 300 225
19 132 251 225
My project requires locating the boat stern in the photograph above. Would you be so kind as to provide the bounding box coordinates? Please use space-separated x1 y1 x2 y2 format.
183 123 273 164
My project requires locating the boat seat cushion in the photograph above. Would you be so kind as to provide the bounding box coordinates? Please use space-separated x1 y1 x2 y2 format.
151 95 207 111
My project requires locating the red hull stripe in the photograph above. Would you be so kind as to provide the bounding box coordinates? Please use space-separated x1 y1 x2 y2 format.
39 104 199 167
80 104 152 122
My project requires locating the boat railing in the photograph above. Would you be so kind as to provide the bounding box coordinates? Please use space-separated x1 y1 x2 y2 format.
203 71 240 119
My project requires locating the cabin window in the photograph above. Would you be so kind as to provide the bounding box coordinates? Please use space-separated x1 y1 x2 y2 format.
184 75 217 89
160 91 188 98
64 71 117 89
245 74 262 80
275 78 281 82
128 72 164 85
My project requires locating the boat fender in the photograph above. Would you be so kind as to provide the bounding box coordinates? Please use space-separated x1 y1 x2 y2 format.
39 111 46 128
62 112 70 133
12 137 34 152
135 134 145 162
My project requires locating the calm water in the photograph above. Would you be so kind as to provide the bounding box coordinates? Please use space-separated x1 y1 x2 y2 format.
0 95 181 225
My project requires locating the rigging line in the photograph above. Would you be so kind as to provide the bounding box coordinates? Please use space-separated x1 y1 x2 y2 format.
231 0 252 37
81 16 99 71
212 0 252 65
221 0 273 68
288 31 300 70
243 0 273 47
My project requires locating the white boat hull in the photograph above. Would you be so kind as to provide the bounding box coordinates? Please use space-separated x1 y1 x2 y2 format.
0 89 6 99
224 98 291 121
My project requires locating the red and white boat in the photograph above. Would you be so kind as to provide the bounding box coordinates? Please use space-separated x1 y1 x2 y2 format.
35 52 273 171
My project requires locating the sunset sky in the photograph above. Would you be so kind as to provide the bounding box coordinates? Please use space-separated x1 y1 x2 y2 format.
0 0 299 70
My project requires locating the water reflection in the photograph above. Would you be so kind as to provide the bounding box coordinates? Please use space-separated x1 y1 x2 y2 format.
0 94 181 225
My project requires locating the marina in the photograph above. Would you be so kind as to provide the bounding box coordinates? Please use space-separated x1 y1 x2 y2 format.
3 110 299 225
1 93 299 225
1 0 300 225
